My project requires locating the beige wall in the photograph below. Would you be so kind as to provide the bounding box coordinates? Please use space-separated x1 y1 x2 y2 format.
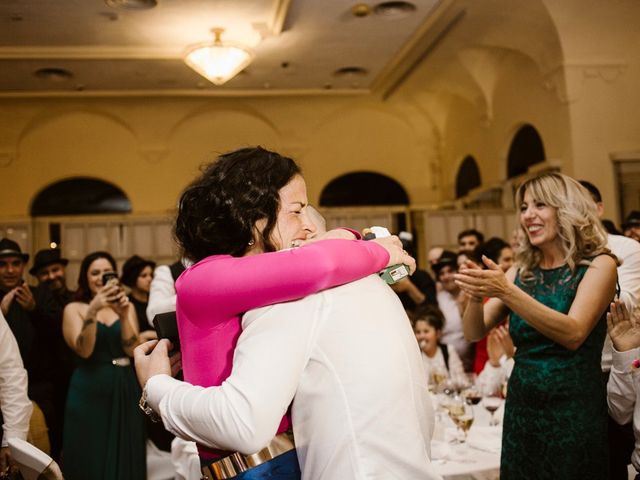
0 96 442 217
0 0 638 229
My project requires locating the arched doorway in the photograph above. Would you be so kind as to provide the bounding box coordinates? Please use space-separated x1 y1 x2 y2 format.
31 177 131 216
507 124 545 178
319 171 409 207
455 155 481 198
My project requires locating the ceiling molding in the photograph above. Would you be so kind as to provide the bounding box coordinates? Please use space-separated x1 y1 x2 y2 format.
0 88 372 99
270 0 292 35
0 47 182 60
370 0 465 100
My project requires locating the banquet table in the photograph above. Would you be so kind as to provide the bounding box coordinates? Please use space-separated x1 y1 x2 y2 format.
431 399 502 480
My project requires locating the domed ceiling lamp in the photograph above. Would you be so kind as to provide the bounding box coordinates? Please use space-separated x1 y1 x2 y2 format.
184 28 254 86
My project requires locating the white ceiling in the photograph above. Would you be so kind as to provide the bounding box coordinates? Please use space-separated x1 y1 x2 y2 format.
0 0 445 95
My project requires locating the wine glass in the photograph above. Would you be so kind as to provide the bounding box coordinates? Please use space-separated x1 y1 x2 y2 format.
446 395 475 443
430 367 448 392
482 394 502 426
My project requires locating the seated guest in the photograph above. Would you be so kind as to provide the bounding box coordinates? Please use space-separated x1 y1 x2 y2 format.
476 323 514 396
0 311 32 477
457 229 484 255
412 304 465 387
433 250 474 371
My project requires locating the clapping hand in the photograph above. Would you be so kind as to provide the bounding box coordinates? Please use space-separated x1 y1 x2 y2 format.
487 325 514 366
455 256 510 300
607 300 640 352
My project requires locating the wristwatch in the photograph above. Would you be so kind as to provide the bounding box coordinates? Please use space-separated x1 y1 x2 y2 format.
139 386 161 423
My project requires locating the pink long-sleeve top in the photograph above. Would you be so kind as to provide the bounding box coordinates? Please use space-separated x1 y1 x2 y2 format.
175 238 389 458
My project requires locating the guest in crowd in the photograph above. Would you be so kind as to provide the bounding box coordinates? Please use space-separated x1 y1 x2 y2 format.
29 248 76 460
390 231 437 313
0 311 32 477
0 239 57 456
29 248 74 310
580 179 640 478
433 250 474 371
121 254 157 342
456 172 617 479
412 304 464 386
476 323 514 397
62 251 145 479
607 300 640 480
470 237 514 374
146 259 188 325
138 146 413 478
623 211 640 242
457 228 484 255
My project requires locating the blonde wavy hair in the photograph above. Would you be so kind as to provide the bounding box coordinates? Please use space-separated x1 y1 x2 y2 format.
514 172 615 281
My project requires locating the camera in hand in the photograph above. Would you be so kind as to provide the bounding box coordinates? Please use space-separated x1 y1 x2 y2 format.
154 311 181 353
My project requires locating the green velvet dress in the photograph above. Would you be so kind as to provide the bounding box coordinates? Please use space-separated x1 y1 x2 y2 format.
501 263 608 480
63 321 146 480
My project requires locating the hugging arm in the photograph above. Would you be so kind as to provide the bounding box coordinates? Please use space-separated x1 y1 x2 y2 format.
145 298 320 453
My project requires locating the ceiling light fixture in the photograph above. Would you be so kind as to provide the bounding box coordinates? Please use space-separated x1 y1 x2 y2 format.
184 28 254 86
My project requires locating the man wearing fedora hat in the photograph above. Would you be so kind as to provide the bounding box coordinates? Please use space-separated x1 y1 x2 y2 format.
0 238 59 459
30 248 73 310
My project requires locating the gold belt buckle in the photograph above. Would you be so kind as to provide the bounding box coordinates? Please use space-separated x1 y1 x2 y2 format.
200 432 295 480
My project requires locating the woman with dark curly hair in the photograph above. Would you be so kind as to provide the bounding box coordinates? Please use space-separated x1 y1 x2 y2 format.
144 146 412 479
62 251 145 479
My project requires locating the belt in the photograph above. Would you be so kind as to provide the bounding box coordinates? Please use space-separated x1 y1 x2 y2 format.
200 432 295 480
111 357 131 367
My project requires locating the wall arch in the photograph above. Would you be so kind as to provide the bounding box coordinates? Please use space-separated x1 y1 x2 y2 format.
31 177 131 216
507 124 546 178
319 171 409 207
455 155 482 198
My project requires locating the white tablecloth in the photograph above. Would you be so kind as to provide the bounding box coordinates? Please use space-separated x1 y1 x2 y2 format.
431 399 502 480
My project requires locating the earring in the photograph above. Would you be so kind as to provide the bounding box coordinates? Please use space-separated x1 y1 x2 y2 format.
248 239 255 247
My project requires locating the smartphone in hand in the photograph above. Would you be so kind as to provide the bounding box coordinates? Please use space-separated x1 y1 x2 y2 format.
102 271 119 286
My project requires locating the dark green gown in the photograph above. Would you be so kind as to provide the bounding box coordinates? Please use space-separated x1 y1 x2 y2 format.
63 321 146 480
501 263 609 480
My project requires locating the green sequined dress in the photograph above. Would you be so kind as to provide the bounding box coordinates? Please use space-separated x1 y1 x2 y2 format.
501 263 608 480
63 321 146 480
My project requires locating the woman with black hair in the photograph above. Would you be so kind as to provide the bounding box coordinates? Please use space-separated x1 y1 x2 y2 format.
62 251 145 480
146 146 413 479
